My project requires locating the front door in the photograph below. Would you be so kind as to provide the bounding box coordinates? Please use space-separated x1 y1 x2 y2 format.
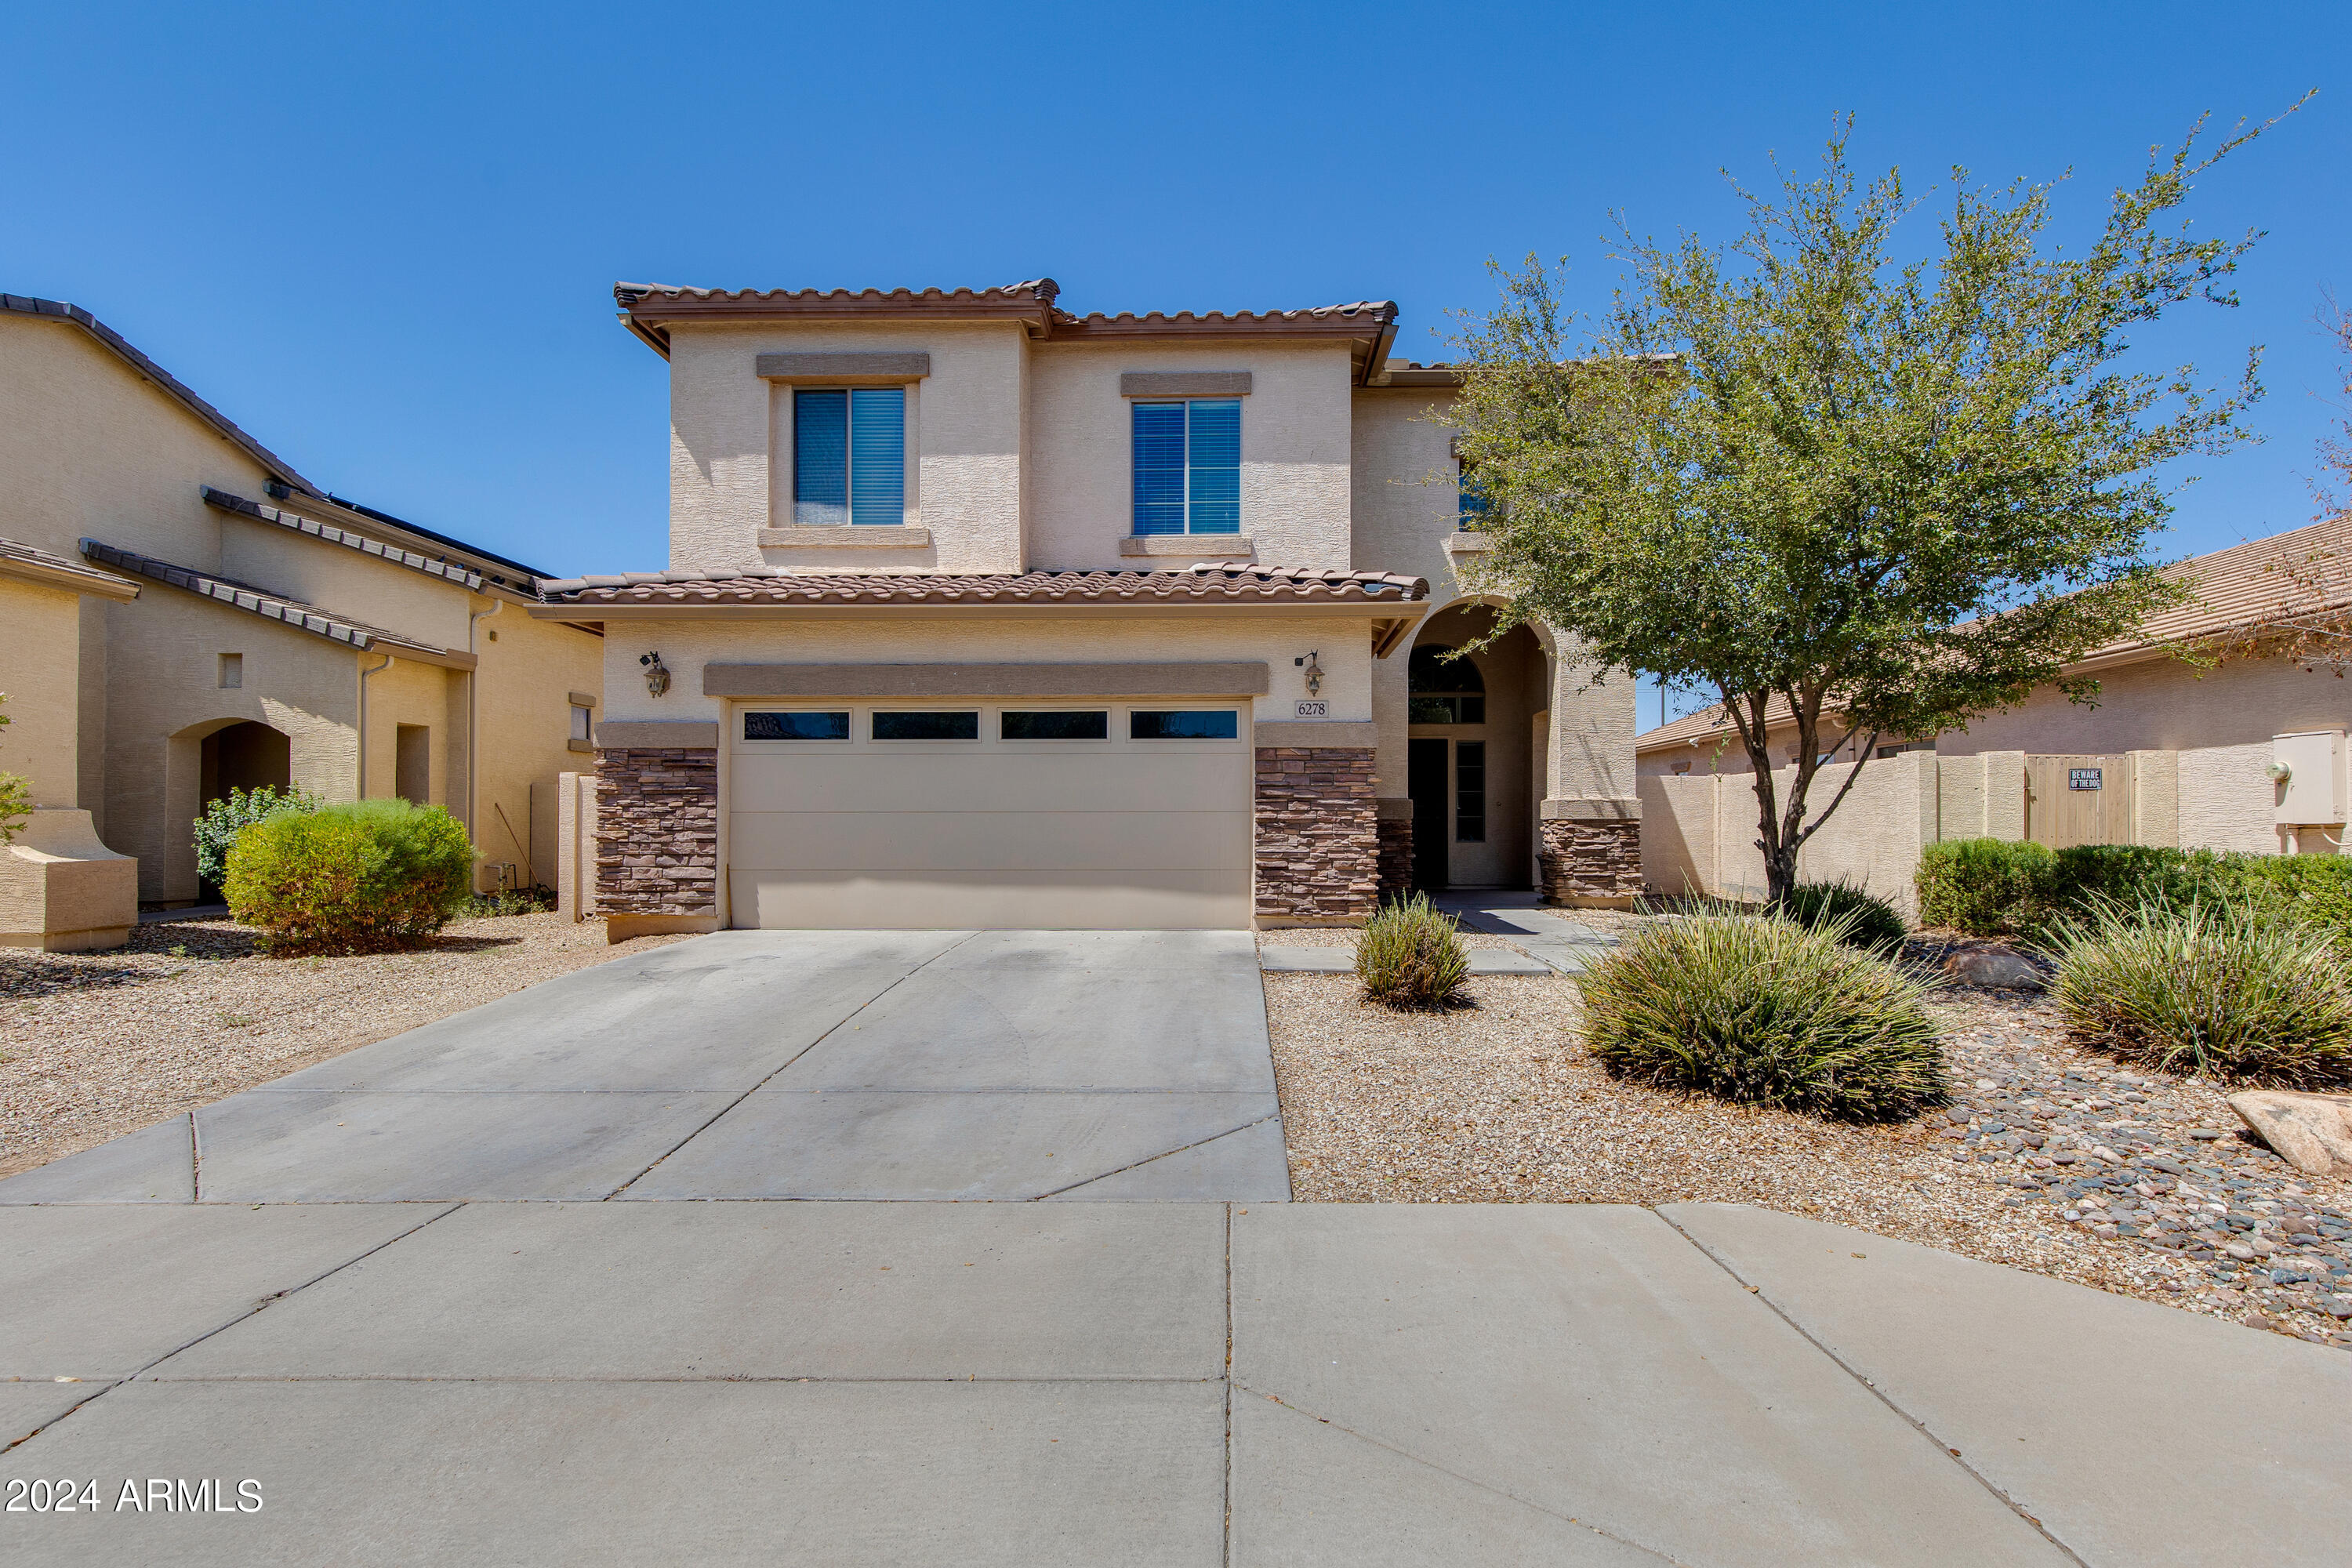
1409 737 1450 892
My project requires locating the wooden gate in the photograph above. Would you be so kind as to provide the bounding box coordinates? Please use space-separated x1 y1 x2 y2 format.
2025 754 2134 848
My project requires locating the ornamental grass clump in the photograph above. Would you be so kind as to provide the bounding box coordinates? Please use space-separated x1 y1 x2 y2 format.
223 799 476 956
2045 897 2352 1087
1771 879 1908 955
1580 914 1948 1121
1356 894 1471 1008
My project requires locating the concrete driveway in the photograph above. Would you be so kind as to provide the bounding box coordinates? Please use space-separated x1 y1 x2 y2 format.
0 929 1290 1204
5 931 2349 1564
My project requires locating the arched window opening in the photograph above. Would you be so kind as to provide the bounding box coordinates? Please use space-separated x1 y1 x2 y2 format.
1409 645 1486 725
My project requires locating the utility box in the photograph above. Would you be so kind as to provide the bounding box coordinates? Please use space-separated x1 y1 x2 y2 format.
2273 730 2347 826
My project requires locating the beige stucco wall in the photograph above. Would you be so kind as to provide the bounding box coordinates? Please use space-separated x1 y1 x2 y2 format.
0 315 264 572
662 321 1030 575
1026 342 1354 572
103 591 361 899
473 610 602 889
361 655 456 808
219 513 475 654
0 577 86 809
597 614 1371 731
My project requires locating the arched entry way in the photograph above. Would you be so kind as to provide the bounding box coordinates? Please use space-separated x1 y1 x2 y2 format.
199 720 291 808
1406 604 1545 891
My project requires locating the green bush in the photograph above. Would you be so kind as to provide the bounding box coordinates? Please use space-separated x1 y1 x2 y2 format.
223 799 476 955
1580 915 1949 1121
465 886 556 919
194 785 321 889
1915 838 2056 935
1356 894 1471 1007
2047 897 2352 1086
1918 837 2352 942
1771 879 1908 954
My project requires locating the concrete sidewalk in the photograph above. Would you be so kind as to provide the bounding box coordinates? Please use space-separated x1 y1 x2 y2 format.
1433 890 1623 972
0 929 1290 1205
6 1200 2344 1565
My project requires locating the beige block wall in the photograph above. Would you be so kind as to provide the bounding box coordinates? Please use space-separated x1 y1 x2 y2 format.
1026 341 1355 572
0 577 87 808
1640 753 1940 916
473 609 602 889
361 655 457 807
663 321 1029 575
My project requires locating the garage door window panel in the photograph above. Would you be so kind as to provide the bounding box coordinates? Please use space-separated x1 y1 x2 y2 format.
1131 710 1240 740
744 711 851 742
1001 710 1110 741
873 710 979 741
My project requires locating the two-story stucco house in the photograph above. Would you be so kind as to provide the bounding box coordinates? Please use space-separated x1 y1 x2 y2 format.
532 279 1639 938
0 293 604 946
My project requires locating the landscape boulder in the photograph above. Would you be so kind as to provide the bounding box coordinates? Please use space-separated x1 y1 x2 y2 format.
2227 1091 2352 1178
1942 947 2045 991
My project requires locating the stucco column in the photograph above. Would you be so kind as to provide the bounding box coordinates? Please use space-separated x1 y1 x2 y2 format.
1537 635 1642 906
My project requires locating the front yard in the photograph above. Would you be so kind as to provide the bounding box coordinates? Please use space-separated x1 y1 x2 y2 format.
0 913 691 1178
1266 955 2352 1349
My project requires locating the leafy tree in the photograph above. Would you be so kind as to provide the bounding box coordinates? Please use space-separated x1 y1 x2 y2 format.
1450 114 2293 900
0 694 30 844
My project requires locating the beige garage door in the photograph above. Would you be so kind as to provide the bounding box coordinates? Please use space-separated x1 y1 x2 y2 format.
728 702 1253 929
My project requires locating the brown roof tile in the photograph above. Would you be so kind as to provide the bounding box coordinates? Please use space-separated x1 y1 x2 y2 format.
0 535 141 601
80 539 461 659
538 562 1429 608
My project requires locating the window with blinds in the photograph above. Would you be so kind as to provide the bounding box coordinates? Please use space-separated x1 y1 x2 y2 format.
794 387 906 526
1131 399 1241 535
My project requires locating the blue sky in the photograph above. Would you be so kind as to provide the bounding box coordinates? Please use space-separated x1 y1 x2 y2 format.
2 2 2341 728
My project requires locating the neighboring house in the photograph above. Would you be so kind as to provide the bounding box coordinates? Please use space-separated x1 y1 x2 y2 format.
529 279 1639 936
1634 519 2352 906
0 293 603 942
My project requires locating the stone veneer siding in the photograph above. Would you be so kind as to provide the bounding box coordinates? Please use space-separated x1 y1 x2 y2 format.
596 748 720 916
1254 746 1378 922
1375 816 1414 906
1538 817 1642 904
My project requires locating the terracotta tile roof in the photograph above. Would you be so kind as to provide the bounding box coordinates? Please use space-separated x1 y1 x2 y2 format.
612 278 1402 376
614 279 1062 310
0 534 141 601
79 539 459 659
201 488 487 590
2 294 318 495
1633 517 2352 753
537 562 1430 608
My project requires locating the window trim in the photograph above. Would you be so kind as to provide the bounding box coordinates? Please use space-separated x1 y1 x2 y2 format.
742 710 853 742
870 709 982 742
1129 709 1240 741
1131 397 1242 536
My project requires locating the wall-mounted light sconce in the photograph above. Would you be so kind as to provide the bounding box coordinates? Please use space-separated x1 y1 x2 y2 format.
1294 651 1323 696
640 651 671 698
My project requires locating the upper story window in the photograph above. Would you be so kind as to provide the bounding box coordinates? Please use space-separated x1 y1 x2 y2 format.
1456 456 1490 530
795 387 906 526
1132 399 1240 535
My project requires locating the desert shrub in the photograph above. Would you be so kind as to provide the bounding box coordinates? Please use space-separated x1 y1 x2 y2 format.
465 885 557 919
1356 894 1471 1007
2046 897 2352 1086
1914 838 2056 935
1580 915 1949 1121
194 785 321 888
1772 879 1908 954
223 799 476 954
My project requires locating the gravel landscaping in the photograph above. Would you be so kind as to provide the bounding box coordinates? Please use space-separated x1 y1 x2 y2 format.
1264 926 2352 1349
1 913 691 1179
